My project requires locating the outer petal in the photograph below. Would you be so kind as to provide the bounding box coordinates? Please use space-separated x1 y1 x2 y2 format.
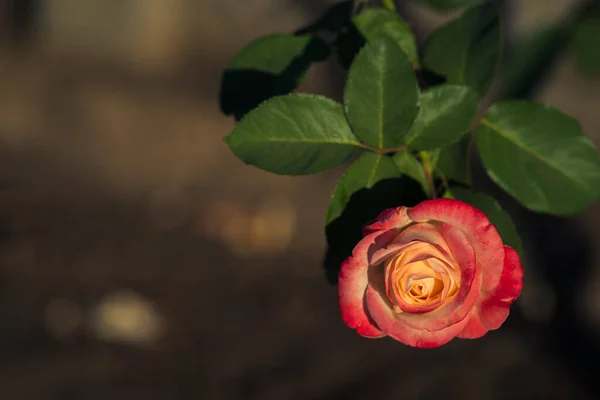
392 222 452 254
338 229 398 338
365 284 472 348
369 223 456 266
363 206 413 236
458 246 524 339
408 199 504 292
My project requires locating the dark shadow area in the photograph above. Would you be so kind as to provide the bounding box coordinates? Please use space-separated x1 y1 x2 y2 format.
219 35 330 121
6 0 40 44
323 176 426 284
472 147 600 398
296 0 366 71
532 214 600 396
416 68 447 89
333 22 367 70
295 0 354 36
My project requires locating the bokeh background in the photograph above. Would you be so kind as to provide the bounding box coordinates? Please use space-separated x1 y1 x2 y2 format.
0 0 599 398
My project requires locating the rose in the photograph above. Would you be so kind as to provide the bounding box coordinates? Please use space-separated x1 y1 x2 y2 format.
338 199 523 348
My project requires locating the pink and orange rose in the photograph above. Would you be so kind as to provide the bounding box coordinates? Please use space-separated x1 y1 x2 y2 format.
338 199 523 348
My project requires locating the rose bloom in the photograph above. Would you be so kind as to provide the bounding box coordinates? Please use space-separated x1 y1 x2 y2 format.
338 199 523 348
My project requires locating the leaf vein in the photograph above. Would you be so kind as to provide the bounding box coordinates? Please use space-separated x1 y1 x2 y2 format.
480 118 595 193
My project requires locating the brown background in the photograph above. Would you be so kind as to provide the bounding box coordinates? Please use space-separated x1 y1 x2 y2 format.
0 0 600 399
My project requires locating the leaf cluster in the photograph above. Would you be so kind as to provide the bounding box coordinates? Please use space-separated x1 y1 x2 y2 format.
219 0 600 281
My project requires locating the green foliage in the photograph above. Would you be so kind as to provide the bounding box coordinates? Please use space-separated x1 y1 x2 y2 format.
450 186 523 255
353 8 418 63
434 136 472 185
405 84 478 150
393 151 430 195
336 7 418 68
219 0 600 287
344 35 419 149
220 34 329 120
224 94 361 175
477 101 600 214
423 3 501 97
326 152 400 224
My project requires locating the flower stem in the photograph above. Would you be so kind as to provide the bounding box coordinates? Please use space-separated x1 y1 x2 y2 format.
420 151 437 199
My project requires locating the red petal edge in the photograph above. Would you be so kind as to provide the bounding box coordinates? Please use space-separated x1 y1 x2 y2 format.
408 199 505 293
363 207 411 236
338 229 399 338
458 246 524 339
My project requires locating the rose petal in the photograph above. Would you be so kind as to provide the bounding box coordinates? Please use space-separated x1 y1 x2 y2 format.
392 222 452 254
456 313 488 339
391 223 481 331
388 259 444 314
365 285 471 348
458 246 524 339
338 229 399 338
371 241 426 267
363 207 412 236
408 199 504 292
372 239 455 271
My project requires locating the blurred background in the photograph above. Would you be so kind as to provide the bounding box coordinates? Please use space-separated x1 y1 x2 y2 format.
0 0 599 398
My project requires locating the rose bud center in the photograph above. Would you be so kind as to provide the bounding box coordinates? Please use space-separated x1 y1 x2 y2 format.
385 242 459 314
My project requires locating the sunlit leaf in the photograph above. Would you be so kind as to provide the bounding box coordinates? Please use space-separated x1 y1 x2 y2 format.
344 35 419 149
393 151 430 195
477 101 600 214
405 84 478 150
224 94 361 175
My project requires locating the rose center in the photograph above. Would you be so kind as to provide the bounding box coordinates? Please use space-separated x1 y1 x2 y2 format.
406 273 444 299
384 243 459 314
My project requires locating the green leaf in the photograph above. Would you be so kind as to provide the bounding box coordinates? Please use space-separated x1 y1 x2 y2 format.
353 8 418 64
477 101 600 214
224 94 361 175
423 3 501 97
344 35 419 149
326 152 400 224
417 0 486 12
571 16 600 75
393 151 430 195
434 135 472 185
382 0 397 12
450 186 523 256
220 34 330 120
405 84 478 150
